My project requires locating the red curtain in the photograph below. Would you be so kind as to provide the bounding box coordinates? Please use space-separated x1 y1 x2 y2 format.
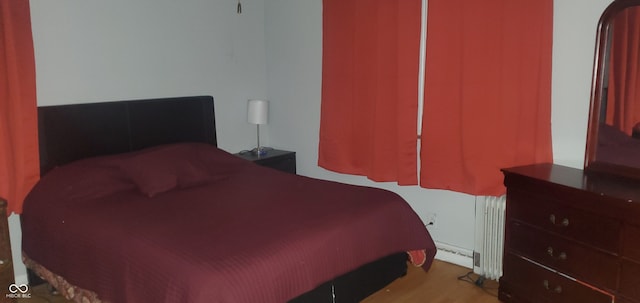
606 6 640 135
319 0 421 185
420 0 553 196
0 0 39 215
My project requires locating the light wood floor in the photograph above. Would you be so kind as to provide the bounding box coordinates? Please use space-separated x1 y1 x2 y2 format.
362 260 500 303
20 260 500 303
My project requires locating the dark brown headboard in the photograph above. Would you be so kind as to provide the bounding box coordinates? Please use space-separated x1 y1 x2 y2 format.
37 96 216 175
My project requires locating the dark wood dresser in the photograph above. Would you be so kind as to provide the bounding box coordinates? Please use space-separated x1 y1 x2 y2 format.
0 199 15 302
499 163 640 303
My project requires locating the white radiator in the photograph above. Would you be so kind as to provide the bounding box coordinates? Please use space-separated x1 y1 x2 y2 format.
473 195 506 280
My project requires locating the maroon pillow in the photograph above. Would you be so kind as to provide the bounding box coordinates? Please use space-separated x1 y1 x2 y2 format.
117 144 213 197
26 157 136 204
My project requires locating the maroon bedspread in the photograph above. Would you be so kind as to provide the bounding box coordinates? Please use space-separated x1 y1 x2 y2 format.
22 143 436 303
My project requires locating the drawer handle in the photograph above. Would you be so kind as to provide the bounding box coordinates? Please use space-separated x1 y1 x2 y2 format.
549 214 569 227
543 280 563 293
546 247 567 260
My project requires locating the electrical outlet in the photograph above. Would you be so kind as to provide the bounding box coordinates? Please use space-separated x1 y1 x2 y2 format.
425 212 437 229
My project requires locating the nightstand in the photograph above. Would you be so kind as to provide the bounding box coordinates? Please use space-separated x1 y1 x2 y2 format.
235 149 296 174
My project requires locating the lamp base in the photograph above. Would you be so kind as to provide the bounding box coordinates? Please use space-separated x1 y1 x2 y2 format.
251 146 271 157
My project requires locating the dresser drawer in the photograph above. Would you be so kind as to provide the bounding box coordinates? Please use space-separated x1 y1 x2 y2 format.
616 296 639 303
502 253 613 303
620 259 640 301
623 225 640 261
508 190 621 252
498 283 537 303
508 221 618 290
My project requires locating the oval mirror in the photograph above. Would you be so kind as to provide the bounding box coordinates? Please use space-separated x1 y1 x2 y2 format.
585 0 640 179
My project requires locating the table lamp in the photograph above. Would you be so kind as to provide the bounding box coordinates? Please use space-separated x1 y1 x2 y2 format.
247 99 269 156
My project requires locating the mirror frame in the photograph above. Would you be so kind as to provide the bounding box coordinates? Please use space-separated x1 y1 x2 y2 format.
585 0 640 179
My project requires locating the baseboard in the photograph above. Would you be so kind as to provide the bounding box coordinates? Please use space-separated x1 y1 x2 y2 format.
433 241 474 269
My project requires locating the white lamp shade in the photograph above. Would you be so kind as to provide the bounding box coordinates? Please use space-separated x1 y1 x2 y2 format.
247 99 269 125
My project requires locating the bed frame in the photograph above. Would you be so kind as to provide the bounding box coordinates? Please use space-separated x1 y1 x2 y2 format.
32 95 407 302
37 96 217 175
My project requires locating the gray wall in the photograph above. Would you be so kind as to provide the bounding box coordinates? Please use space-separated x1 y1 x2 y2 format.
10 0 612 284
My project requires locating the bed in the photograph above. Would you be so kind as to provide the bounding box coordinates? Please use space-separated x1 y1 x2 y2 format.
21 96 436 303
